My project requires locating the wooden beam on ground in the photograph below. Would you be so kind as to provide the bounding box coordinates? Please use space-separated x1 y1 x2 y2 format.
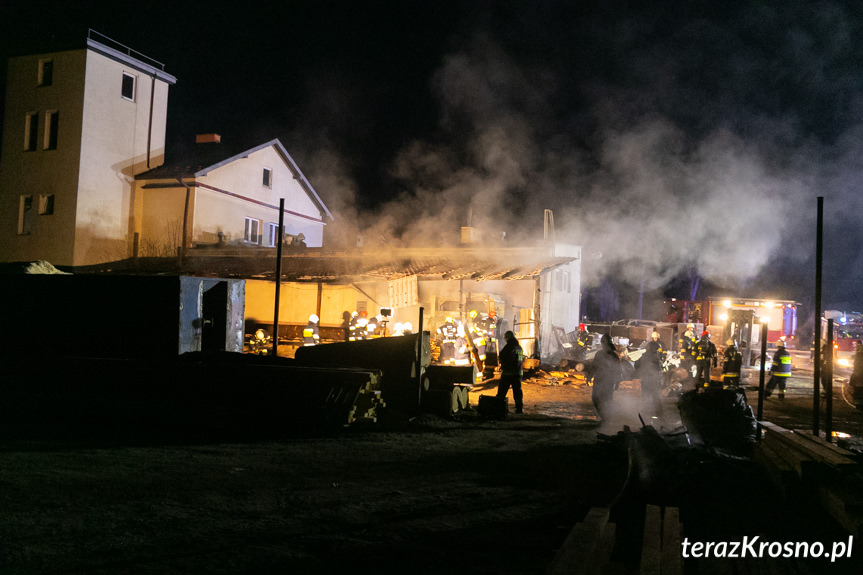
546 507 613 575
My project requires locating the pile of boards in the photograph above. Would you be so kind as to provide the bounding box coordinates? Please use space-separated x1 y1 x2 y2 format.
756 421 863 538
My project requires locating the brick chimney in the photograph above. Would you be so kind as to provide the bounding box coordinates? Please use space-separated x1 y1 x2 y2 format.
195 133 221 144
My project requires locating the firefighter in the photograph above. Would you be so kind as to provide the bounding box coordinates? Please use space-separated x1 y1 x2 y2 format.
453 324 471 366
366 315 379 339
576 323 591 361
468 310 487 362
591 333 622 421
478 311 499 366
355 311 370 340
765 341 792 399
638 330 665 418
722 339 743 388
694 331 718 389
678 323 698 376
348 311 360 341
303 314 320 346
497 331 525 414
436 316 458 364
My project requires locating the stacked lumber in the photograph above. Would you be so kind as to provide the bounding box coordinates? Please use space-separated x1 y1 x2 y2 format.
546 505 683 575
0 354 387 442
756 422 863 537
346 388 385 424
640 505 683 575
546 508 616 575
295 332 430 413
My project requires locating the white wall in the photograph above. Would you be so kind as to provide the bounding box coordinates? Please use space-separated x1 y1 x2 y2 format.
0 49 87 265
193 146 325 247
74 47 171 265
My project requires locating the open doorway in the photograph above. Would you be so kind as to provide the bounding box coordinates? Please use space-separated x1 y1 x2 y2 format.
201 281 228 352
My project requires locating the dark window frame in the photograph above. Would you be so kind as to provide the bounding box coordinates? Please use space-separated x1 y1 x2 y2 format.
121 72 136 101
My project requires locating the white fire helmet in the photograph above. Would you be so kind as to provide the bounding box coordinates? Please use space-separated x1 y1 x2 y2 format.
309 314 319 323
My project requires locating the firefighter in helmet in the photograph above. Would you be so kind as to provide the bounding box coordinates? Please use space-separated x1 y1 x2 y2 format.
355 311 370 340
468 310 487 362
366 314 379 339
303 314 320 346
436 316 458 364
576 323 591 361
678 323 698 376
478 310 499 366
348 311 360 341
453 324 471 366
766 339 792 399
694 331 718 389
722 339 743 388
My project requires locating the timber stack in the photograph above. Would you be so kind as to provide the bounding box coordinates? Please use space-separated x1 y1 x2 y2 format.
755 421 863 538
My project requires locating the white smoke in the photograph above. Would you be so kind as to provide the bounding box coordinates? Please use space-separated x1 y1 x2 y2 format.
298 2 862 309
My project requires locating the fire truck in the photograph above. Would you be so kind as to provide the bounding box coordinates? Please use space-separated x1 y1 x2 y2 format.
821 311 863 368
664 297 800 349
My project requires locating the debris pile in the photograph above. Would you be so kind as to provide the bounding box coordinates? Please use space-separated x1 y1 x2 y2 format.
677 386 757 455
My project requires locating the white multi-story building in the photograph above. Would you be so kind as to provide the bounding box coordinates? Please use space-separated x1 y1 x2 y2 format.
0 30 331 267
0 30 177 266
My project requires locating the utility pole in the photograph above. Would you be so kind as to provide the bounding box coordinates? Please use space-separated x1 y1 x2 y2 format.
813 197 823 436
272 198 285 357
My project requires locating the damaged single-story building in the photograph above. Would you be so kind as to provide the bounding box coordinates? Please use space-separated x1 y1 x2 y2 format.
176 240 582 363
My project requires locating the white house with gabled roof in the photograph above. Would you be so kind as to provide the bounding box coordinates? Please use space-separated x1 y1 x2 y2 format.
134 136 331 255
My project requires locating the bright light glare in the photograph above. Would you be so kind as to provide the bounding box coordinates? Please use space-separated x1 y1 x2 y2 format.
832 431 851 439
838 358 851 368
723 300 732 307
719 313 728 321
760 316 769 324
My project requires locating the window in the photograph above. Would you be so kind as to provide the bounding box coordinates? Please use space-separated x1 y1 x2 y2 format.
262 167 272 187
244 217 261 244
24 113 38 151
121 72 136 101
18 195 33 235
37 59 53 87
266 222 280 247
38 194 54 215
44 110 58 150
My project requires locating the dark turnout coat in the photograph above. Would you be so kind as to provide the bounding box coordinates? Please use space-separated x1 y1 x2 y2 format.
592 334 621 417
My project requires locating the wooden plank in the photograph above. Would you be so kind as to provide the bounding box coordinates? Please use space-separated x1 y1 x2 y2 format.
817 482 863 537
661 507 683 575
790 429 859 460
764 426 856 468
546 507 611 575
640 505 661 574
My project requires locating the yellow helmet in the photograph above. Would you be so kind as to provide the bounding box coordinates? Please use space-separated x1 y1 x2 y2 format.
469 310 478 319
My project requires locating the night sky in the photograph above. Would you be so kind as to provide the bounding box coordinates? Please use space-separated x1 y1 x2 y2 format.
2 0 863 318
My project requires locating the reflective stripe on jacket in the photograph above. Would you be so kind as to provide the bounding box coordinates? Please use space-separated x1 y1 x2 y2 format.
773 350 792 377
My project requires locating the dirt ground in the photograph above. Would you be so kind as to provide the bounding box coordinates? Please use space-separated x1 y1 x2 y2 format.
0 378 637 574
1 375 860 574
